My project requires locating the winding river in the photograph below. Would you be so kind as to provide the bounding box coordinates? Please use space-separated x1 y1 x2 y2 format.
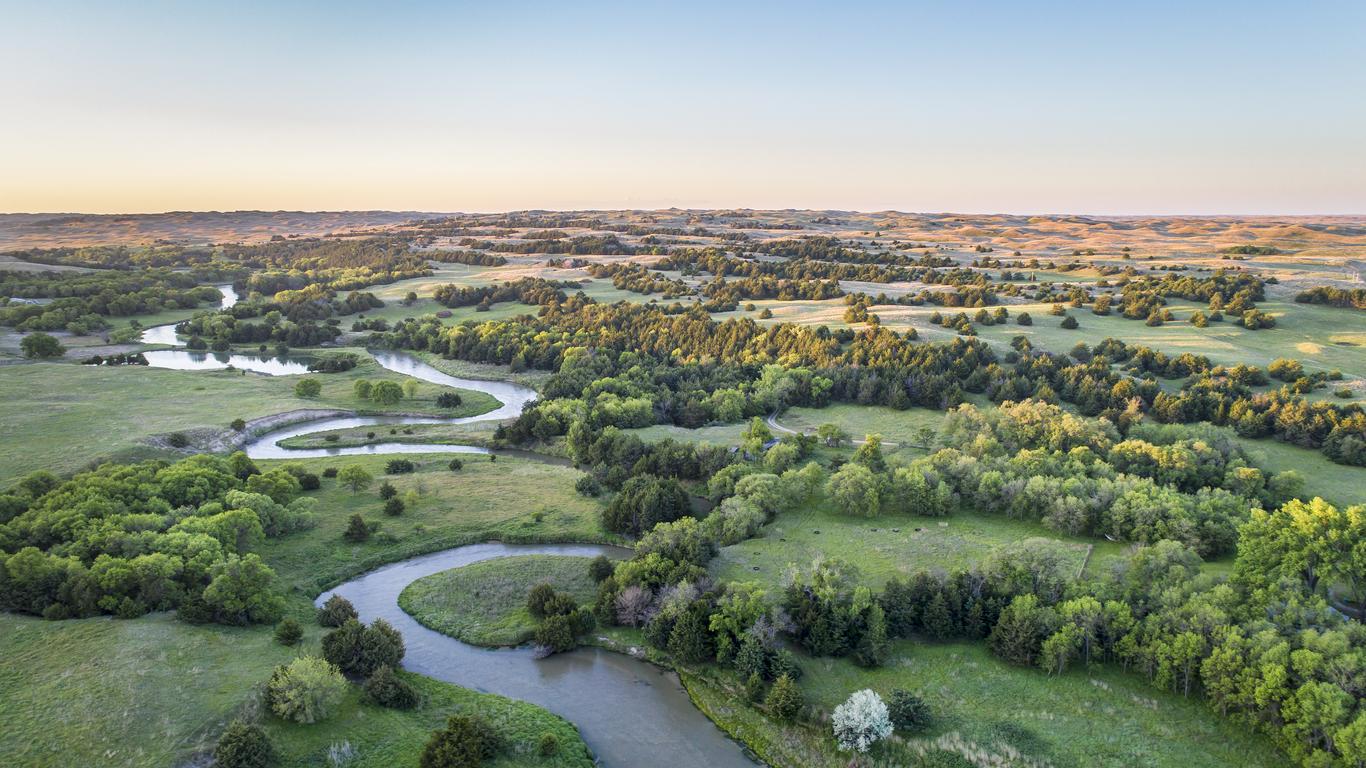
319 544 755 767
138 284 315 375
231 350 758 766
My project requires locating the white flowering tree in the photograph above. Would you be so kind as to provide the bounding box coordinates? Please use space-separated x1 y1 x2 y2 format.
831 688 893 753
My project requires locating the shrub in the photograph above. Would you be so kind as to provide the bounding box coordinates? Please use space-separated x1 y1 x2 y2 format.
213 719 276 768
1016 312 1032 326
420 714 500 768
343 514 371 543
384 497 405 516
765 674 804 721
379 481 397 500
318 594 358 627
526 583 558 618
832 689 893 753
364 664 419 709
448 458 463 471
436 391 463 408
322 467 339 478
294 378 322 398
745 672 766 702
385 458 416 475
1335 388 1353 399
1060 315 1078 329
322 618 406 676
267 656 346 724
575 475 601 497
274 617 303 646
537 732 560 756
166 432 190 448
887 688 932 733
230 418 248 432
589 555 615 582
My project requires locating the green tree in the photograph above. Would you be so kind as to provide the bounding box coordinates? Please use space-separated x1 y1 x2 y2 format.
853 602 890 667
887 689 932 733
293 377 322 398
274 617 303 646
370 380 404 405
353 379 373 399
337 465 373 494
826 462 880 518
201 553 284 625
317 594 357 627
765 674 804 721
343 513 371 542
213 720 275 768
20 332 64 359
364 664 419 709
267 656 346 724
420 714 499 768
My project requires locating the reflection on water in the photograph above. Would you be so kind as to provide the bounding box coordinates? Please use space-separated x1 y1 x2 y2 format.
139 283 238 346
321 543 754 768
142 349 311 376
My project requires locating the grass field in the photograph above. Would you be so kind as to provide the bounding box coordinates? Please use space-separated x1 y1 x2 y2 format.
400 555 600 646
785 641 1284 768
0 350 497 481
256 454 611 594
0 612 593 768
709 499 1127 587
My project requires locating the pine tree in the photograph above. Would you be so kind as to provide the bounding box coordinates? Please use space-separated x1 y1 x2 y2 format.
922 592 953 641
764 674 805 721
854 603 890 667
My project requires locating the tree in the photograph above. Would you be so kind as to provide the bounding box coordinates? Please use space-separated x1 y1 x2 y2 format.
364 664 419 709
274 617 303 646
817 423 850 448
343 514 371 543
826 462 880 517
601 474 691 536
851 434 886 472
267 656 346 724
1017 312 1032 325
294 377 322 398
318 594 358 627
666 603 714 663
322 618 406 676
201 554 284 625
765 674 804 721
831 689 893 753
527 583 558 618
379 480 398 499
337 465 373 495
1236 498 1366 609
989 594 1056 666
420 714 499 768
887 689 932 733
20 332 64 359
589 555 615 582
1060 315 1079 329
403 379 421 398
213 720 275 768
384 496 405 516
437 391 463 408
353 379 373 399
370 380 404 405
853 603 890 667
1268 358 1304 382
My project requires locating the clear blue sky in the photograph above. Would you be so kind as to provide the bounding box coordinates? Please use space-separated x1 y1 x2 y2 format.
2 0 1363 214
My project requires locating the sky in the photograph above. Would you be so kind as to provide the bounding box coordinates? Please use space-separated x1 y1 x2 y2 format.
1 0 1364 215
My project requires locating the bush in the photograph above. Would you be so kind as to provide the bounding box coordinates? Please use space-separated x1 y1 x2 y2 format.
274 617 303 646
379 481 398 499
296 472 320 491
765 674 804 721
318 594 358 627
448 458 463 471
344 514 372 543
1060 315 1078 329
322 467 339 478
887 688 932 733
322 618 406 676
385 458 416 474
267 656 346 724
294 378 322 398
363 664 419 709
589 555 615 582
214 719 276 768
537 732 560 756
436 391 463 408
831 689 893 753
575 475 601 497
526 583 558 618
745 671 766 702
166 432 190 448
230 418 248 432
420 714 501 768
384 497 406 516
1016 312 1032 326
